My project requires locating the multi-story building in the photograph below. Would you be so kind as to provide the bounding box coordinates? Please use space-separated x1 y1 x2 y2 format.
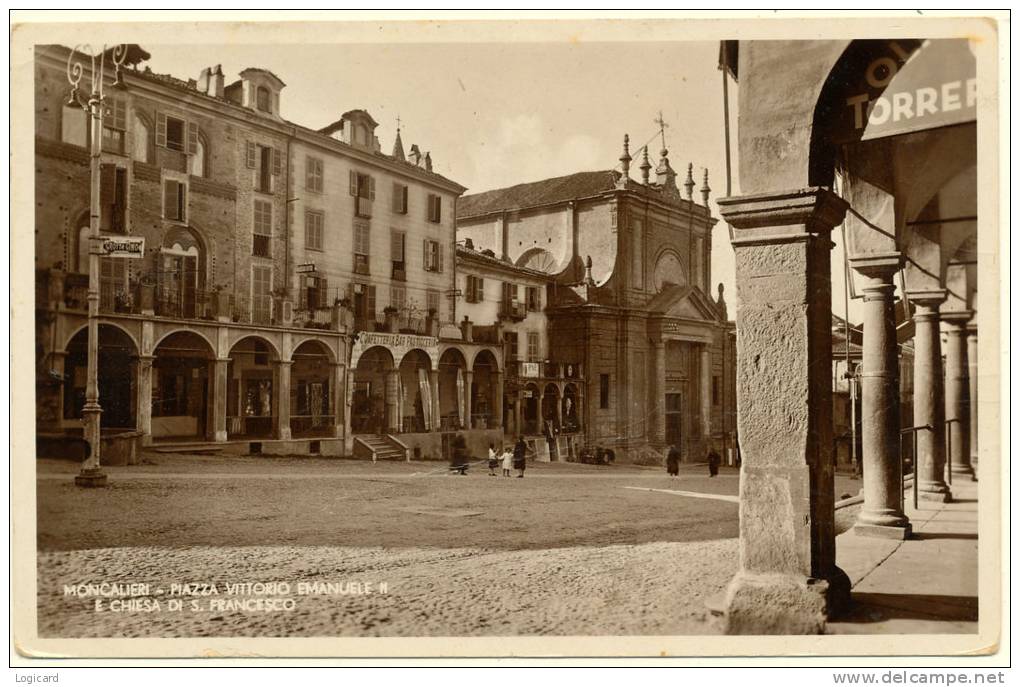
34 44 501 460
457 138 737 463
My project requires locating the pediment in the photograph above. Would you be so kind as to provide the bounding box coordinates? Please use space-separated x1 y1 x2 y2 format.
647 284 722 322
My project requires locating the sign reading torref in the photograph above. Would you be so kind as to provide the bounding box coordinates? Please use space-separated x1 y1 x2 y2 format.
90 235 145 258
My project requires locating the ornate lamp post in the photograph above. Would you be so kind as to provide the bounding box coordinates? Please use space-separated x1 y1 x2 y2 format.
66 44 128 488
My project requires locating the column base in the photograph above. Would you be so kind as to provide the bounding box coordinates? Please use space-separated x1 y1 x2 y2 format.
951 463 975 479
722 568 851 635
278 428 292 441
74 468 108 488
213 430 228 443
919 488 953 503
853 522 912 540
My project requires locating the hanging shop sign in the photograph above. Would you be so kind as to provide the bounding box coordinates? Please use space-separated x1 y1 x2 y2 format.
521 362 540 378
832 39 976 144
90 235 145 258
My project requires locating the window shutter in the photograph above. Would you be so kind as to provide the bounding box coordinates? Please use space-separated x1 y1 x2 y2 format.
367 285 376 320
349 170 357 196
245 141 256 169
320 278 328 309
368 176 375 201
438 245 444 273
178 182 186 222
100 165 116 207
273 147 282 176
478 277 484 302
299 275 308 308
111 99 127 130
156 112 167 148
391 183 400 212
435 195 442 222
187 121 199 155
163 180 178 220
426 194 433 221
115 168 127 209
423 239 429 270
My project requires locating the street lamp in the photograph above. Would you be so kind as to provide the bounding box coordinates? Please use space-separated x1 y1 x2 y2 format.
65 43 128 488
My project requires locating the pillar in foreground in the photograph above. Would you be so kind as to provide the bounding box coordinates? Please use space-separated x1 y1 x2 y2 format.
135 355 154 447
276 359 292 440
212 358 229 442
910 291 952 502
850 254 911 539
717 188 851 635
943 311 975 480
967 325 978 473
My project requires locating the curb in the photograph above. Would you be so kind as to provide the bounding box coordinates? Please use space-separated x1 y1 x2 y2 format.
834 475 915 511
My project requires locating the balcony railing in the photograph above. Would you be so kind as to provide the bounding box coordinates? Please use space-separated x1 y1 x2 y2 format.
499 301 528 321
154 287 212 320
505 360 584 381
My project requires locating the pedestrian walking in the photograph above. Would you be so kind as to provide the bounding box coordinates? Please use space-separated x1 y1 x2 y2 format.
501 445 513 477
488 443 499 476
513 435 528 478
666 444 680 479
707 447 721 477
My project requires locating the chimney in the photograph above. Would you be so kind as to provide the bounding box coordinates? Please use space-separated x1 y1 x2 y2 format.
617 134 631 189
211 65 224 98
198 67 211 94
425 152 433 172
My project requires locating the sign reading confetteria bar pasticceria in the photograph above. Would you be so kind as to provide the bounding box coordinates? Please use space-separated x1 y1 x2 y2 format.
350 331 439 369
90 235 145 258
835 39 976 143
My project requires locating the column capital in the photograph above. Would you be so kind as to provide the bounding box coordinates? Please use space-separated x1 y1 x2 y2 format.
906 289 948 309
942 309 975 327
848 252 903 279
718 187 848 238
273 359 294 367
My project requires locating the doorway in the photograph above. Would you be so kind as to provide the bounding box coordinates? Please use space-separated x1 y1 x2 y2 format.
665 393 683 456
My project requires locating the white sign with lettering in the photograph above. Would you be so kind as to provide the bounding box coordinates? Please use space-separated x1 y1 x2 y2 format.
90 235 145 258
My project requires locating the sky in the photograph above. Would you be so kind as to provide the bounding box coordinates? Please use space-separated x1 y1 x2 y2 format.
144 39 863 322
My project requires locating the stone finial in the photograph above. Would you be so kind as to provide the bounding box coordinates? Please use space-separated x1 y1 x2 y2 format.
617 134 632 189
655 147 680 198
639 146 652 186
392 124 405 161
409 144 422 166
701 169 711 207
684 162 695 201
716 282 728 320
425 152 433 172
584 255 595 285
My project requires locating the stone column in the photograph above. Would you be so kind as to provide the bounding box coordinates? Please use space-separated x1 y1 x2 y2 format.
276 360 292 440
332 362 347 441
494 370 504 431
967 325 978 472
650 341 665 445
385 369 400 434
135 355 154 447
555 386 564 429
910 291 952 502
701 346 712 439
849 253 910 539
514 391 523 438
212 358 229 442
943 311 974 480
463 369 474 429
429 368 440 432
717 188 851 635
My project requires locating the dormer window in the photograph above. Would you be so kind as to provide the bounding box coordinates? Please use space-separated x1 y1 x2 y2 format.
256 86 271 113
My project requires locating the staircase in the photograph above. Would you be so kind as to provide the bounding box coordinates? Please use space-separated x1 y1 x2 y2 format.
353 434 408 462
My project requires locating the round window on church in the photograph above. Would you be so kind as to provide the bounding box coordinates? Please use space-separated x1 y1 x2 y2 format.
653 252 687 292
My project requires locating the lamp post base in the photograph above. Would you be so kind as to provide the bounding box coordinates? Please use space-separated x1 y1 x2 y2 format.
74 468 108 488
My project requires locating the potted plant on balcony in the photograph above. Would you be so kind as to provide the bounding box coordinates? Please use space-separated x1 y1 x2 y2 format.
383 305 399 333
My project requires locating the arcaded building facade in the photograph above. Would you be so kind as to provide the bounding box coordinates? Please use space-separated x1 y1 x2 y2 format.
457 139 736 464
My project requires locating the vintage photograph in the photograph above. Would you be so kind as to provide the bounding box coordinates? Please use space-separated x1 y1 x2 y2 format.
11 13 1003 659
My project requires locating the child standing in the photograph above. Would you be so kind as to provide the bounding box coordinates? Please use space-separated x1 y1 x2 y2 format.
501 446 513 477
488 443 499 476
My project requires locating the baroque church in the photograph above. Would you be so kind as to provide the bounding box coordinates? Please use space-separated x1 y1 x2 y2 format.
456 135 737 464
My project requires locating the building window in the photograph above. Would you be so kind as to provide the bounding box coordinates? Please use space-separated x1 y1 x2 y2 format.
256 86 271 113
252 265 273 324
164 115 185 152
353 221 370 274
503 331 519 361
305 210 324 251
156 113 198 156
101 164 127 232
527 332 539 361
299 274 328 310
427 193 442 223
390 285 406 312
163 178 187 223
253 199 272 257
351 282 376 329
599 374 610 409
132 112 150 162
423 239 443 272
391 231 406 280
246 141 280 192
526 285 542 311
426 289 440 317
102 97 127 154
305 156 323 192
392 182 408 214
258 145 272 192
713 375 721 406
466 274 484 303
61 104 88 147
350 170 375 218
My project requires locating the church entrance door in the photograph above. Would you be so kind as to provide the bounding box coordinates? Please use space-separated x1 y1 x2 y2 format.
665 393 683 457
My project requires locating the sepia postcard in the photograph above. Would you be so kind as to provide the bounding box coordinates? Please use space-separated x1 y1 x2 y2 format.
9 11 1008 664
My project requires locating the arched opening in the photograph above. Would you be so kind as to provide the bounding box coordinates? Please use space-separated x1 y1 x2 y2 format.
438 348 467 431
523 382 540 436
63 325 137 429
227 336 279 439
152 331 213 440
156 226 206 319
353 346 394 435
542 382 560 434
291 340 334 438
256 86 271 113
562 383 581 434
399 349 433 433
516 247 558 274
472 349 499 430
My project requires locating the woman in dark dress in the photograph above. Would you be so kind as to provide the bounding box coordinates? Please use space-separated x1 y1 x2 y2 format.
513 435 528 478
666 444 680 478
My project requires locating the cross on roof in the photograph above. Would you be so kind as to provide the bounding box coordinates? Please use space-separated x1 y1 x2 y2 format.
654 110 669 150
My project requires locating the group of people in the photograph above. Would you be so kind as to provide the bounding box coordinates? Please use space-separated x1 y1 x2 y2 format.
666 444 723 479
488 437 529 478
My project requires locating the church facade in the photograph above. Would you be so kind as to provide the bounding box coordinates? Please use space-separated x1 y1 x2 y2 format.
456 137 737 464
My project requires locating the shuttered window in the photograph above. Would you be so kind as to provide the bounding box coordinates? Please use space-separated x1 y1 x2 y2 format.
305 156 324 192
466 275 485 303
392 182 408 214
305 210 324 251
155 112 199 155
427 290 441 317
253 200 272 257
427 193 442 223
423 239 443 272
102 98 127 153
390 285 406 312
354 221 370 274
163 179 186 222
